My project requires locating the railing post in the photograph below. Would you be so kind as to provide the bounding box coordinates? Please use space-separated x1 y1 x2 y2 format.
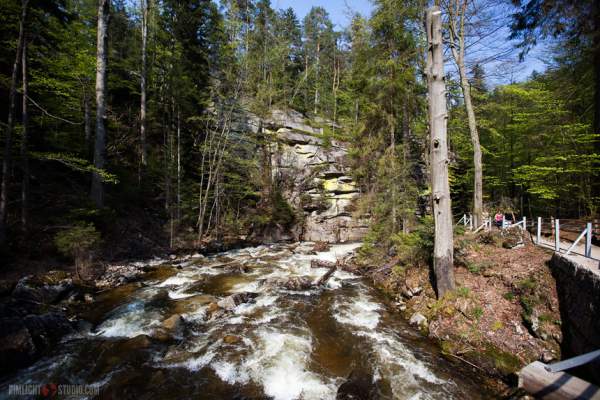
469 214 473 231
555 219 560 252
502 215 506 229
463 214 467 227
522 216 526 231
586 222 592 258
537 217 541 245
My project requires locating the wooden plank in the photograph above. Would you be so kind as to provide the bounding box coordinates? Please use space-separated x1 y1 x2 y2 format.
519 361 600 400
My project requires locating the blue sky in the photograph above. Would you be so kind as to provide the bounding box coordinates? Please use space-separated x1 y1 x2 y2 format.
273 0 372 28
272 0 549 84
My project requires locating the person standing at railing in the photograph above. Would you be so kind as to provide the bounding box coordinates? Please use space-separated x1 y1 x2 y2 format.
494 212 503 228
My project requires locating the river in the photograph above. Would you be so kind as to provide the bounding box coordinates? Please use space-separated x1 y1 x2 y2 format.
1 243 497 399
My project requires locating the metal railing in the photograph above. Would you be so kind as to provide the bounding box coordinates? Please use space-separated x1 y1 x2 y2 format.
455 213 598 262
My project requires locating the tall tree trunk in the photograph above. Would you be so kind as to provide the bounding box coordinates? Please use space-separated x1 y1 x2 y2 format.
426 6 454 298
139 0 148 176
458 67 483 228
91 0 110 208
0 0 28 245
177 109 181 222
447 0 483 228
314 41 320 115
84 88 92 155
21 40 29 232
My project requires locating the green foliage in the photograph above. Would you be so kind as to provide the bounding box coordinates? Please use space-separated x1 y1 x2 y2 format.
54 222 101 261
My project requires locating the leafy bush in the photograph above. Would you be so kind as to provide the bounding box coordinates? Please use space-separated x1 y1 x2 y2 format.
55 222 101 279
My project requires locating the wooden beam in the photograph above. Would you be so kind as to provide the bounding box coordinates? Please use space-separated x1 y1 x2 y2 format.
519 361 600 399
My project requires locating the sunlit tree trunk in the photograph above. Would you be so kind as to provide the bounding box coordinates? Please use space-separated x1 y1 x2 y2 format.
427 6 455 298
446 0 483 228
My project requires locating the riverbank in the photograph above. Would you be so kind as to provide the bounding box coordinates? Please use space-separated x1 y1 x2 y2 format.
347 228 562 394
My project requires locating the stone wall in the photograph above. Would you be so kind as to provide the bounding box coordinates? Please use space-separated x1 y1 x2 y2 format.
549 253 600 384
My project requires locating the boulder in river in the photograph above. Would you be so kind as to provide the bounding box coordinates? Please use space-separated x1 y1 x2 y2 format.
0 318 36 374
217 292 259 310
12 273 73 308
409 312 428 328
0 312 74 374
153 314 185 341
336 370 380 400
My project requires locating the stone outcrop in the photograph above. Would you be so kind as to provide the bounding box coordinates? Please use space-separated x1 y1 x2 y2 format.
264 109 369 243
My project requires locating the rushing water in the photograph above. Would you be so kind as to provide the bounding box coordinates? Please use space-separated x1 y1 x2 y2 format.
1 243 496 399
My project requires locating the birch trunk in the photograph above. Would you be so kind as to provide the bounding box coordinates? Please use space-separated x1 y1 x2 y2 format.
0 0 28 244
21 40 29 232
91 0 110 208
426 6 455 298
447 0 483 228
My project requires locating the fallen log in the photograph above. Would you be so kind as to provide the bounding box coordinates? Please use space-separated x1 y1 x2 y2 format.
518 361 600 399
313 265 337 286
310 259 335 268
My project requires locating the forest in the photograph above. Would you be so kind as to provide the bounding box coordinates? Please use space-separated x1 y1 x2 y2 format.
0 0 598 266
1 0 600 398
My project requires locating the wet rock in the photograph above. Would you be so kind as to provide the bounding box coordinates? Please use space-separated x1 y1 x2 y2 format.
401 286 413 299
217 292 259 310
96 264 145 288
24 312 74 350
13 274 73 306
84 293 94 303
336 370 379 400
223 335 241 345
0 318 36 374
312 241 331 253
153 314 184 341
409 312 428 328
0 280 15 297
293 242 316 255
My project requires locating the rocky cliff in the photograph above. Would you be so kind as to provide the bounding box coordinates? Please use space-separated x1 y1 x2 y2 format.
238 108 369 243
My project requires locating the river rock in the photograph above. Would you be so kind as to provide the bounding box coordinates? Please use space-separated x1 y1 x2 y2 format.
24 312 74 349
336 370 379 400
12 274 73 307
409 312 428 328
223 335 241 345
153 314 185 341
217 292 258 310
0 318 36 374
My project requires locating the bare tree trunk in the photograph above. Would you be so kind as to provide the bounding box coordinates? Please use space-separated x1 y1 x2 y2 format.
426 6 454 298
0 0 28 245
21 40 29 232
314 41 320 115
177 109 181 222
84 88 92 155
447 0 483 228
139 0 149 176
91 0 110 208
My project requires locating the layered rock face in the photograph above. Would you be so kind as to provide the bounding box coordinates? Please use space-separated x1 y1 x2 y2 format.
264 110 369 243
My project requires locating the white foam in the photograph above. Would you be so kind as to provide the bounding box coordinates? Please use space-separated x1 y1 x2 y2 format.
157 275 195 287
242 328 339 400
333 294 382 330
96 309 161 338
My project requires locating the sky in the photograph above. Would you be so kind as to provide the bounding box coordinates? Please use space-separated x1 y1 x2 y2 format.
273 0 372 28
272 0 550 85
